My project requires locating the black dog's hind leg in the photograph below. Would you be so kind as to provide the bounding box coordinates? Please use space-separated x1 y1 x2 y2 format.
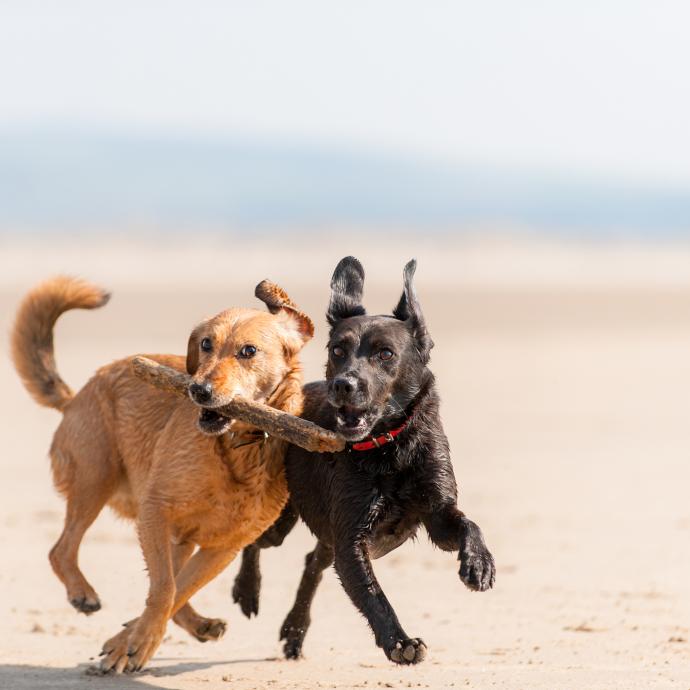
232 502 299 618
232 545 262 618
334 540 427 665
280 540 334 659
424 504 495 591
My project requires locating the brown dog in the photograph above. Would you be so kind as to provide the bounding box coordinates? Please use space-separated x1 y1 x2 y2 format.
11 276 313 673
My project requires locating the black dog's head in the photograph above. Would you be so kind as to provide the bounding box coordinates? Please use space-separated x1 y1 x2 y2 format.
325 256 434 441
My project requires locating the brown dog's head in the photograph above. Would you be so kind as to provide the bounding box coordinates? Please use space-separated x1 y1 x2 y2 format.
186 281 313 436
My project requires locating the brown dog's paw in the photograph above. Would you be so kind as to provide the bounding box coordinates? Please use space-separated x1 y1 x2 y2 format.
99 618 166 674
386 638 427 665
70 594 101 614
191 617 227 642
99 626 131 674
174 608 227 642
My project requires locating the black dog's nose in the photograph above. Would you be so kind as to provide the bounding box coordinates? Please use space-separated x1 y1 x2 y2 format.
189 381 213 404
332 378 354 397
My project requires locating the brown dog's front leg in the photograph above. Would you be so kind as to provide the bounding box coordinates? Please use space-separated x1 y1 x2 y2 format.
100 541 237 673
100 503 176 673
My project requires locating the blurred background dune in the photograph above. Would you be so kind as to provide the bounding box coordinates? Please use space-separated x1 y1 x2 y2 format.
1 2 689 689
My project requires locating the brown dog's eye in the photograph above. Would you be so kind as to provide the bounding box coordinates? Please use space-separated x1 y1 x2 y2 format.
239 344 257 359
379 348 394 361
332 346 345 358
200 337 213 352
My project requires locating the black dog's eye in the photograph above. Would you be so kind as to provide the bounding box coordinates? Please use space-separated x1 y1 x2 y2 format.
239 344 257 359
379 348 394 361
332 345 345 358
200 337 213 352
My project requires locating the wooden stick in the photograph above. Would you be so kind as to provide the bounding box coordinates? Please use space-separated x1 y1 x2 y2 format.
131 356 346 453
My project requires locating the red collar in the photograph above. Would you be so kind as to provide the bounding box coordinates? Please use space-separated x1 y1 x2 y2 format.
350 417 411 452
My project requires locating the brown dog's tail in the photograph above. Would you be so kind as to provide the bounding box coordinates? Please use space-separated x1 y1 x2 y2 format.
11 276 110 411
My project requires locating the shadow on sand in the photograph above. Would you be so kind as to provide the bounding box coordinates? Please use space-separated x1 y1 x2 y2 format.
0 657 278 689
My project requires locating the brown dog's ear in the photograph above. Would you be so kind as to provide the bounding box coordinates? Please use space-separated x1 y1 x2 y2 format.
186 326 202 375
255 280 314 344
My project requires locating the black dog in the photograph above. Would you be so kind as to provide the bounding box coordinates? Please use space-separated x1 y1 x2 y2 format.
232 256 495 665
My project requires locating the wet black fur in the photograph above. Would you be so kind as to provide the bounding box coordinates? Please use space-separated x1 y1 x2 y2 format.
233 257 495 665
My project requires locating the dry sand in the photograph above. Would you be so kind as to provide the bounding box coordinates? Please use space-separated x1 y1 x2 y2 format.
0 237 689 689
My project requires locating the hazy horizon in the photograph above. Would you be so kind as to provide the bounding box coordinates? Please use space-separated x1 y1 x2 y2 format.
2 126 690 237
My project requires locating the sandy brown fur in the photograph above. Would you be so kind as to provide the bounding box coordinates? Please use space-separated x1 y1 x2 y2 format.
11 276 110 411
11 276 313 673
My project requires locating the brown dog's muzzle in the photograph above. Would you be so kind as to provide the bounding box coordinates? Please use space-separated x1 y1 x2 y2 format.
188 381 214 405
187 380 235 436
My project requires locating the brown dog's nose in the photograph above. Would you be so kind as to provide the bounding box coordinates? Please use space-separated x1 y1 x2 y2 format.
189 381 213 404
332 377 354 398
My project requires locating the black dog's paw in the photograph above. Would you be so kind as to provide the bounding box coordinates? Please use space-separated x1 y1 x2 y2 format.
458 517 496 592
232 572 261 618
385 638 427 665
279 619 307 660
459 547 495 592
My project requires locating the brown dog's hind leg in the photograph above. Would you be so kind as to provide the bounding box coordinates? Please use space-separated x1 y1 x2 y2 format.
172 542 227 643
49 486 111 614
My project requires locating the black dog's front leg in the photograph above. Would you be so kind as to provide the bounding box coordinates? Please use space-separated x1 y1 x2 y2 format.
232 502 299 617
424 504 495 592
334 540 427 665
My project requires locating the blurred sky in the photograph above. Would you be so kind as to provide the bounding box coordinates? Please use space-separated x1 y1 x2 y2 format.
2 1 689 186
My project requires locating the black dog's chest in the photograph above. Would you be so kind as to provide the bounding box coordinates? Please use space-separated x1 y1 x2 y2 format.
367 510 419 559
361 475 421 559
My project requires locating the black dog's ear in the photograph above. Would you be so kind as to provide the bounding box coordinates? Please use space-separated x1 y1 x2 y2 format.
327 256 366 326
393 259 434 363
